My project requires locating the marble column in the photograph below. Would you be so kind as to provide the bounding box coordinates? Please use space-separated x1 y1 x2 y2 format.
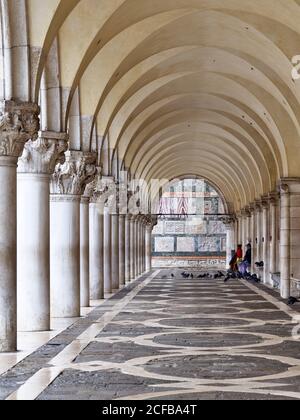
50 151 96 318
80 195 90 307
119 214 126 287
125 214 131 283
130 216 136 280
86 170 104 301
104 204 112 294
223 217 235 269
17 132 68 331
269 193 278 282
141 220 146 273
256 201 263 264
145 220 152 272
262 197 270 285
280 182 291 299
249 203 256 274
0 100 39 352
111 213 120 290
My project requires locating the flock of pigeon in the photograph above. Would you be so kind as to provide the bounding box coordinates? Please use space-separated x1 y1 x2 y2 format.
162 267 300 306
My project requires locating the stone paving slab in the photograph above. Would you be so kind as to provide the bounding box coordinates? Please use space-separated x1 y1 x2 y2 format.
1 269 300 400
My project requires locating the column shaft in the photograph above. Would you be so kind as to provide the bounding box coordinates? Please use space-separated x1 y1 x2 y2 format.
50 196 81 317
80 197 90 307
111 214 119 290
119 215 126 286
17 173 50 330
104 207 112 293
89 202 104 300
125 215 131 283
280 187 290 298
0 158 17 351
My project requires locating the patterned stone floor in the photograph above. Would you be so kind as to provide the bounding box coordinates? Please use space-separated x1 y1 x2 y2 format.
1 269 300 400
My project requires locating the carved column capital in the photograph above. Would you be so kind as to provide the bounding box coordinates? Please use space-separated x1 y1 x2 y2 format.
0 100 40 159
220 215 236 229
50 150 96 196
18 131 68 174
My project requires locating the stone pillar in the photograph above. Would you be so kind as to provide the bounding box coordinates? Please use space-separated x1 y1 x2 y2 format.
269 193 279 282
249 203 256 274
246 208 251 243
0 100 39 352
145 220 153 272
86 169 104 301
280 182 291 299
125 214 131 283
111 213 120 291
17 132 68 330
223 217 235 269
262 197 270 285
237 213 242 245
278 180 300 298
255 201 263 264
50 151 96 318
135 216 140 276
234 218 238 250
104 204 112 294
141 219 146 273
119 214 126 287
80 195 90 307
130 216 136 280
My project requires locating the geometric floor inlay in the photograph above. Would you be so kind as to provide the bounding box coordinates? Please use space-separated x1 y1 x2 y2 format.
1 269 300 400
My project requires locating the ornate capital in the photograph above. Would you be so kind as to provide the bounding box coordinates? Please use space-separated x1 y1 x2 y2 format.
18 131 68 174
50 151 96 196
84 167 109 205
220 216 235 228
0 100 40 158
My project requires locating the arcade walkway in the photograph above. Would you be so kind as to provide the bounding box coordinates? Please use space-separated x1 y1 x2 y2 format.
0 270 300 401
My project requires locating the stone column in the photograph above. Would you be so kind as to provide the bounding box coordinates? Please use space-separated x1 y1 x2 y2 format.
130 216 136 280
50 151 96 318
262 197 270 285
145 219 153 272
111 212 120 291
104 204 112 294
17 132 68 330
280 182 291 299
125 214 131 283
80 195 90 307
0 100 39 352
249 203 256 274
222 217 235 269
86 169 104 301
119 214 126 287
255 201 263 264
269 193 278 282
234 218 238 250
135 216 140 276
141 219 146 273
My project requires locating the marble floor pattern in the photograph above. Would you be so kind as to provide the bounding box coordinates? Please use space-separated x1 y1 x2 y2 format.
1 269 300 400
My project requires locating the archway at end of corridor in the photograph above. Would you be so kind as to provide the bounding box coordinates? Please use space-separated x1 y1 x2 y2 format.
151 178 229 270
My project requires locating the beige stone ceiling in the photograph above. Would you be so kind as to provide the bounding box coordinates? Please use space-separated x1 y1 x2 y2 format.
25 0 300 211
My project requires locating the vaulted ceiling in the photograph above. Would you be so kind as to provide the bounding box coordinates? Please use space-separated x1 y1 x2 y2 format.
5 0 300 211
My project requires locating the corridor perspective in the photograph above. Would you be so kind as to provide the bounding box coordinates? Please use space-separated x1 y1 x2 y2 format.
1 0 300 401
1 269 300 400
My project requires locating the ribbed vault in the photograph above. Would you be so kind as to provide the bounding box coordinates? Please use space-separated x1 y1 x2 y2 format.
14 0 300 210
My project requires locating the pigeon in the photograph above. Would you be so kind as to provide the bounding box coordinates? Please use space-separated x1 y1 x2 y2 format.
191 274 194 279
288 297 299 306
171 274 175 278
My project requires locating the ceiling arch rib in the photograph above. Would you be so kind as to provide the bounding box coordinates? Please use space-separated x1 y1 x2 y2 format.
25 0 300 211
143 152 249 207
132 136 264 198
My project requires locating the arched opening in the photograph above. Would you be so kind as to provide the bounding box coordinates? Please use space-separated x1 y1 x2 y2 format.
152 178 227 269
